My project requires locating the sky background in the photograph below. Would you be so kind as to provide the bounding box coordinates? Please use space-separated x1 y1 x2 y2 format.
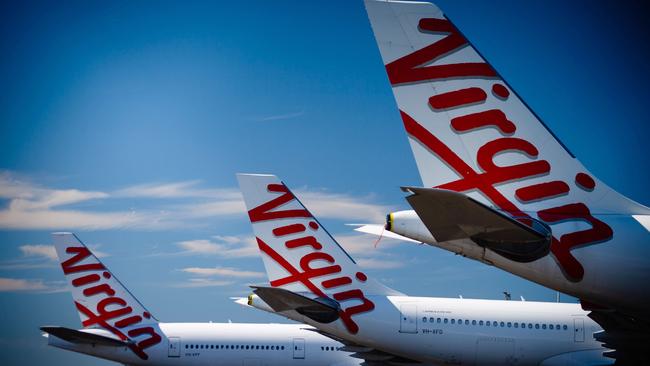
1 1 649 365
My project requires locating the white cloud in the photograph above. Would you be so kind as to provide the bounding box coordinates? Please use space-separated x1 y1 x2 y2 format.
0 277 66 292
180 267 265 278
115 181 241 200
0 170 393 230
356 257 404 269
253 109 304 122
177 236 259 258
19 245 57 261
0 278 47 291
173 278 235 288
296 190 391 223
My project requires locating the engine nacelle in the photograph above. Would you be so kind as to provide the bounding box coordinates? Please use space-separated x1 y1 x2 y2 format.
386 210 436 244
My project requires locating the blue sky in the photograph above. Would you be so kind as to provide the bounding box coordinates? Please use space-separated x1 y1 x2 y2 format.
1 1 649 365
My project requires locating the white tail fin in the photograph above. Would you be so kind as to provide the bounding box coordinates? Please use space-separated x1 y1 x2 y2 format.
237 174 400 334
364 0 648 215
52 233 162 360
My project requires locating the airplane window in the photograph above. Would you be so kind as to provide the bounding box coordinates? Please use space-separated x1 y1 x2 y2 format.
437 318 441 323
485 321 490 327
479 320 484 326
271 346 275 350
556 324 560 330
549 324 554 330
465 320 469 325
256 345 259 349
321 346 324 351
430 317 434 322
423 317 427 322
521 323 525 328
185 345 188 349
493 321 498 327
190 345 193 349
457 319 461 324
500 322 505 327
563 325 568 330
528 324 532 329
471 320 476 325
535 324 540 329
282 346 285 350
507 322 512 328
542 324 547 329
246 345 249 350
266 346 269 350
200 345 204 349
444 318 448 324
514 323 518 328
451 319 455 324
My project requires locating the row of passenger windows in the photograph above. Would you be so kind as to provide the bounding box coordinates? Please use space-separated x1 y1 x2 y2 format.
320 346 340 351
186 344 285 350
421 317 569 331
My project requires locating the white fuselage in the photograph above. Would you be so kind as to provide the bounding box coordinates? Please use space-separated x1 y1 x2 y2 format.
252 295 609 366
388 210 650 320
46 322 359 366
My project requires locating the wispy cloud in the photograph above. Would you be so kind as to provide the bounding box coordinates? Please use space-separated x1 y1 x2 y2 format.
253 109 304 122
177 235 259 258
115 181 240 200
0 170 393 230
173 278 235 288
180 267 265 278
19 245 57 261
0 277 66 293
296 190 391 223
356 257 404 269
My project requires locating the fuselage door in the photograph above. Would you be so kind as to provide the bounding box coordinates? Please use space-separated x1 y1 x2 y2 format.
573 318 585 342
399 303 418 333
168 336 181 357
293 338 305 359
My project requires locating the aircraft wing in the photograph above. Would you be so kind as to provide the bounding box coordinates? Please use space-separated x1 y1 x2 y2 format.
41 326 130 347
401 187 551 262
302 327 420 365
581 302 650 363
246 287 420 364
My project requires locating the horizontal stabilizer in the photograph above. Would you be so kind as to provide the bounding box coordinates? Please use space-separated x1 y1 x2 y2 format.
41 326 129 347
251 286 340 324
402 187 551 262
352 224 421 243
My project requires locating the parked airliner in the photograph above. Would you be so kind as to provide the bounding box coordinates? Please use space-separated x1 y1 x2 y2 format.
236 173 610 366
357 1 650 362
42 232 359 365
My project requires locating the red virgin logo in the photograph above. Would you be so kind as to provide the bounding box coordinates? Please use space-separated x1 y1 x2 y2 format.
388 18 613 281
249 183 374 334
61 246 162 360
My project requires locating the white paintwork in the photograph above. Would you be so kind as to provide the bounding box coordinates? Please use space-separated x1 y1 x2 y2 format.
237 174 611 366
45 233 358 366
362 0 650 319
46 322 357 366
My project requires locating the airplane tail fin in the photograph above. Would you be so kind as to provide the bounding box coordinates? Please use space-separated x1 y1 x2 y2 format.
51 232 162 360
364 0 648 216
237 174 401 333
